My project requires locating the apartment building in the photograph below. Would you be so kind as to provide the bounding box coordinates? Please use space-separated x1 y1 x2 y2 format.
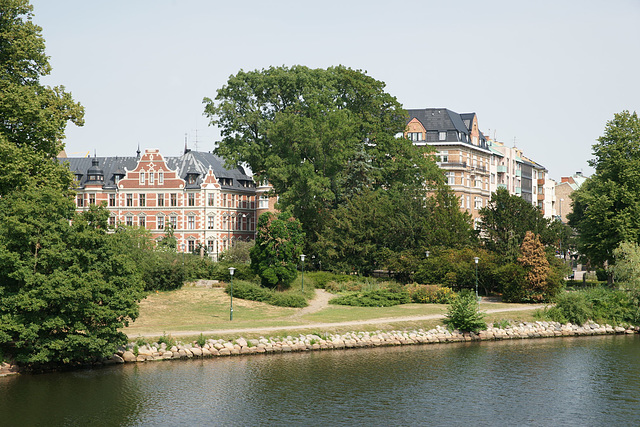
61 148 257 259
405 108 492 222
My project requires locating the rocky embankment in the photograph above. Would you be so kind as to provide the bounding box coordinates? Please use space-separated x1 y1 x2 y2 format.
1 321 637 375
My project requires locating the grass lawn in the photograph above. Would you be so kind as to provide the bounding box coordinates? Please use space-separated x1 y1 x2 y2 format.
123 286 543 340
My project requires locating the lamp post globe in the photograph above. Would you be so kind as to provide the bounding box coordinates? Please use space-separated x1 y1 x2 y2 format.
473 257 480 301
300 254 306 293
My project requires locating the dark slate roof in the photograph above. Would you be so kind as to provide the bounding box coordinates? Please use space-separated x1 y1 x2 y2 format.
59 150 254 191
406 108 489 150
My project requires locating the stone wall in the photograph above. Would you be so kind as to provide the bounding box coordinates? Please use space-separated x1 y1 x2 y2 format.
1 321 638 375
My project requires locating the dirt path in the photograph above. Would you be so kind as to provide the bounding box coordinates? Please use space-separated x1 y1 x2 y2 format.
131 294 548 339
289 289 334 318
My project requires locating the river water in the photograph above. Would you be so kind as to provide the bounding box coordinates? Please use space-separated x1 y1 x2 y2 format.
1 335 639 426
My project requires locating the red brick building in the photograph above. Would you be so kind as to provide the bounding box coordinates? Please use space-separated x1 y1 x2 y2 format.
61 148 258 259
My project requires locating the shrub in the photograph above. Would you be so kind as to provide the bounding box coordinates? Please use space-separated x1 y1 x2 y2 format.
306 271 353 289
543 292 590 325
329 289 411 307
225 280 308 308
196 333 206 347
157 333 176 348
444 290 487 333
405 284 457 304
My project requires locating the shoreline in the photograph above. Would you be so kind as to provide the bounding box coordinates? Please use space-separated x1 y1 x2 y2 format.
2 320 638 376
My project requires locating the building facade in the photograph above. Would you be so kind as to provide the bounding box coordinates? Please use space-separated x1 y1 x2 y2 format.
61 148 257 258
405 108 492 222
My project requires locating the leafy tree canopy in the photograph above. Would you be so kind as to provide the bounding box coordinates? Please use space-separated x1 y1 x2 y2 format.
479 188 557 262
569 111 640 268
0 190 144 369
0 0 84 197
204 65 443 241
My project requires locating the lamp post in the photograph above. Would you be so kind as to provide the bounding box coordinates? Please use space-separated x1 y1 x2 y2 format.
228 267 235 321
181 243 185 285
300 254 306 293
425 250 430 258
473 256 480 301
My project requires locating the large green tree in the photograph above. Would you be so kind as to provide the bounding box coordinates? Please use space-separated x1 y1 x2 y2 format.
0 0 84 196
479 188 552 262
569 110 640 269
0 191 145 369
204 65 442 242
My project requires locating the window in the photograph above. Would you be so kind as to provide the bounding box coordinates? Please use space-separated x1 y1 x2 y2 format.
169 216 177 229
445 172 455 185
207 240 215 253
149 171 154 184
259 195 269 209
208 193 215 206
242 214 247 231
157 216 164 230
108 216 116 228
208 216 215 230
140 171 145 185
407 132 423 141
126 216 133 226
170 193 177 206
89 194 95 205
467 196 470 209
158 171 164 184
439 131 447 141
126 194 133 207
139 194 146 207
188 193 195 207
158 193 164 207
77 195 84 207
109 194 116 207
491 173 495 184
439 151 448 163
230 195 236 208
188 240 195 252
475 178 481 188
222 194 227 207
474 197 482 210
187 215 195 230
139 216 146 228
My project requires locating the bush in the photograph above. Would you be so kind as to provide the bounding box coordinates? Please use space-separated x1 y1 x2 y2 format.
543 292 590 325
444 290 487 333
329 289 411 307
225 280 308 308
306 271 353 289
405 284 457 304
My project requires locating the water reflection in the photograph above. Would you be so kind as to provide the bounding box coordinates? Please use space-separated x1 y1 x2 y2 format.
1 335 638 426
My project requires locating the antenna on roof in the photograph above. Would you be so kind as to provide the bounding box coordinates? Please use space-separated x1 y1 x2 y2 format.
513 137 517 148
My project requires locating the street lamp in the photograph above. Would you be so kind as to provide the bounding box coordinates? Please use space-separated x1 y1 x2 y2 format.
181 243 185 284
473 256 480 301
425 250 430 258
228 267 235 321
300 254 306 293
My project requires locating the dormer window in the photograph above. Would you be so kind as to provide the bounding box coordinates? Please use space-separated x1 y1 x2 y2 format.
186 172 199 185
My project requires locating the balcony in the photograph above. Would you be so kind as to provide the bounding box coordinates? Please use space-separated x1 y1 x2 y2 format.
441 162 467 169
497 183 507 190
538 178 545 185
497 165 507 173
515 170 522 177
515 186 522 194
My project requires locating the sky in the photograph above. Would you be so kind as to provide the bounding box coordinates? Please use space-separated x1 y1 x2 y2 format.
31 0 640 181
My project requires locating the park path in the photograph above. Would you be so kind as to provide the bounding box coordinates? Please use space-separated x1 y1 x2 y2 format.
130 289 548 339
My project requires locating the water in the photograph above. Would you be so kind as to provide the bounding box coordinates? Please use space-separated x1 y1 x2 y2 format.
1 335 639 426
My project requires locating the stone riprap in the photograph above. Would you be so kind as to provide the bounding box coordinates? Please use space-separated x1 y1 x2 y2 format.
112 321 639 364
1 321 637 375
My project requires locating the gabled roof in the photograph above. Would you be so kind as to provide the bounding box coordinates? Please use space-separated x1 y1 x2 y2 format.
60 150 254 191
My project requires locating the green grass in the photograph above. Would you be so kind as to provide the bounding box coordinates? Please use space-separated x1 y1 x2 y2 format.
123 286 542 340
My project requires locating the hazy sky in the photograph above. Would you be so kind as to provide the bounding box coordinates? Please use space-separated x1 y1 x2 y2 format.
32 0 639 181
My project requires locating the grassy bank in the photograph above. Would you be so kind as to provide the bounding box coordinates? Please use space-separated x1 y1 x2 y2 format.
122 286 541 340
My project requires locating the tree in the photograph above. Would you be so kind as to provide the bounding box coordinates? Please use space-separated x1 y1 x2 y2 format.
250 211 305 290
479 188 549 262
0 0 84 196
569 111 640 269
204 65 443 243
0 191 144 369
444 290 487 333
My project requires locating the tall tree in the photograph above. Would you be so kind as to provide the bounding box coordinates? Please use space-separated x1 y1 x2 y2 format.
569 111 640 269
0 191 144 368
0 0 84 196
204 65 443 242
479 188 549 262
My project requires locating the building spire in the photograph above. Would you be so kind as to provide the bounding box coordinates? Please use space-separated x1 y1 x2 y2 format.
136 143 141 159
184 133 188 154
